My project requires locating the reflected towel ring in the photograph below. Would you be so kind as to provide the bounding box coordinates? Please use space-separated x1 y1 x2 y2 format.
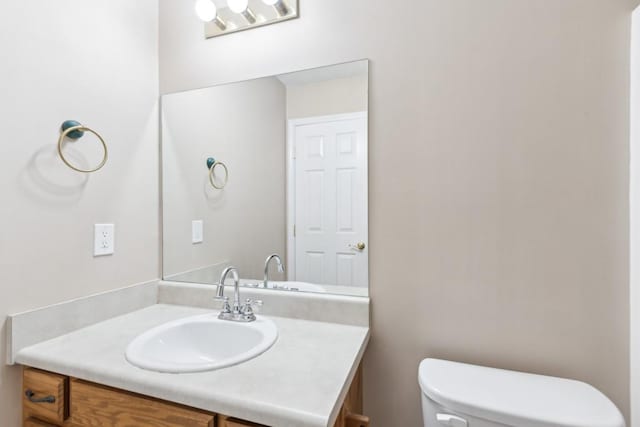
57 120 108 173
207 157 228 189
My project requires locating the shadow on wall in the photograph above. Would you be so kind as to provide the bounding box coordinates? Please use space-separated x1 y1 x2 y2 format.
18 144 89 205
204 172 227 207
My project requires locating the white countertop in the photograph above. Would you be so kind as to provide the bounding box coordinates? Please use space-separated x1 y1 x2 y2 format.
15 304 370 427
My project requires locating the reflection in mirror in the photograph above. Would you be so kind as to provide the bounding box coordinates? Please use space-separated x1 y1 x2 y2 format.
162 60 368 297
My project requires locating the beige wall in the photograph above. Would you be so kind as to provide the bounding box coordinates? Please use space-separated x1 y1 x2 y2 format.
0 1 159 425
286 75 368 119
160 0 632 424
162 77 286 281
631 7 640 425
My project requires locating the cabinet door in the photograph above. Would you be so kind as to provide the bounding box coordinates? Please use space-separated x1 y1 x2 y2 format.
69 379 215 427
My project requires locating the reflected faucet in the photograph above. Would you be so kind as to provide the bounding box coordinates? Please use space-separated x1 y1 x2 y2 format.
264 254 285 289
217 266 261 322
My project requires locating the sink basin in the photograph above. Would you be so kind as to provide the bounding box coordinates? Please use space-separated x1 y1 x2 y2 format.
125 313 278 373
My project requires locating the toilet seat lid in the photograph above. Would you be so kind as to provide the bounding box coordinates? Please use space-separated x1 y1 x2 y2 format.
418 359 625 427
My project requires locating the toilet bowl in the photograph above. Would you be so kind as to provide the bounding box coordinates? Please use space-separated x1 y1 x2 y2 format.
419 359 625 427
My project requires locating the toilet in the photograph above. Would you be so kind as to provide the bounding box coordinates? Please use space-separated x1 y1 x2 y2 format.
419 359 625 427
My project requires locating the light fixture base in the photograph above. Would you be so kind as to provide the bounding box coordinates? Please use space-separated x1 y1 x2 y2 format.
203 0 298 39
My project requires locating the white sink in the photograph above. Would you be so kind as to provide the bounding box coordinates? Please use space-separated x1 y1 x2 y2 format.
125 313 278 373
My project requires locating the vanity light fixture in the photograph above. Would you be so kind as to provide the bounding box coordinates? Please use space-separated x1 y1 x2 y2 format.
227 0 257 24
262 0 289 16
199 0 298 39
195 0 227 30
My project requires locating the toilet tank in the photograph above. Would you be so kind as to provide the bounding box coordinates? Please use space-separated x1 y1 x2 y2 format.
419 359 625 427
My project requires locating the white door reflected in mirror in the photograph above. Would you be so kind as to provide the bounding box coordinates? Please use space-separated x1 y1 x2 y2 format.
290 113 368 288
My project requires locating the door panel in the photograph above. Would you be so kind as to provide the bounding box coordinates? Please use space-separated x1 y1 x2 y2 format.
304 251 325 283
305 170 325 231
336 168 355 232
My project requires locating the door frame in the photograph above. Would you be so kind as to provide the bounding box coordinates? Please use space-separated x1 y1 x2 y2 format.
286 111 368 280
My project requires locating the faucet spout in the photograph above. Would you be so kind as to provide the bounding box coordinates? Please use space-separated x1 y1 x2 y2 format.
218 266 240 310
264 254 285 288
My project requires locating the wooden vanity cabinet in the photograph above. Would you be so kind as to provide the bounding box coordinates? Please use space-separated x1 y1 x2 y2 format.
333 366 370 427
22 366 369 427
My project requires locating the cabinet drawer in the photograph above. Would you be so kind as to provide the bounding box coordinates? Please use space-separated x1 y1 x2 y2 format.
23 368 68 425
69 379 215 427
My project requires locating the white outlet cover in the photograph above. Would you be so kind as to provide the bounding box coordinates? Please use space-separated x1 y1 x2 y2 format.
192 220 204 244
94 224 115 256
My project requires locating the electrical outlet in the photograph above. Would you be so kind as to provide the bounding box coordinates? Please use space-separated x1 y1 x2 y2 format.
94 224 115 256
192 220 204 244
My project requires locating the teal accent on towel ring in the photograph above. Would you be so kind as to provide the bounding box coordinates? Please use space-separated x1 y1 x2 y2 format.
61 120 84 140
206 157 216 169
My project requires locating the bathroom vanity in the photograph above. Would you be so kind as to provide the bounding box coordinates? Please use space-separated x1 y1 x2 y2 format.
10 283 370 427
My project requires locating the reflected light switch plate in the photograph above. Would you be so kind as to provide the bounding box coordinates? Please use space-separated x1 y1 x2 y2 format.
94 224 115 257
192 220 204 244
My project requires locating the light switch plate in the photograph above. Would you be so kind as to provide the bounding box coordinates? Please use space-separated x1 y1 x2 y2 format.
94 224 115 256
192 220 204 244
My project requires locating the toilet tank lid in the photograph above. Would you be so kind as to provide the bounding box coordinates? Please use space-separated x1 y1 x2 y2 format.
418 359 625 427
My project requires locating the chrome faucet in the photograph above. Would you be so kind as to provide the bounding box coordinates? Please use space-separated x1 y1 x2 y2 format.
264 254 285 288
216 266 261 322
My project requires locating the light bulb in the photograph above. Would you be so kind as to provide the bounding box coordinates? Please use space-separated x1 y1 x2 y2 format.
262 0 288 16
227 0 249 13
195 0 217 22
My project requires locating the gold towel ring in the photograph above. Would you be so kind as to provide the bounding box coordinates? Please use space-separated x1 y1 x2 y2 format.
57 124 108 173
208 160 229 189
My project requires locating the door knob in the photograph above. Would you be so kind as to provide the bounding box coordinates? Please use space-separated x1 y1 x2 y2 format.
350 242 366 251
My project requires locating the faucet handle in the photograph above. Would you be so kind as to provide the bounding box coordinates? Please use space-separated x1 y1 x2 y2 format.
215 296 232 314
242 298 263 317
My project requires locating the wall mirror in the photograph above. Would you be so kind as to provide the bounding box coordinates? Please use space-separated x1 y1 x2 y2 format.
162 60 369 297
